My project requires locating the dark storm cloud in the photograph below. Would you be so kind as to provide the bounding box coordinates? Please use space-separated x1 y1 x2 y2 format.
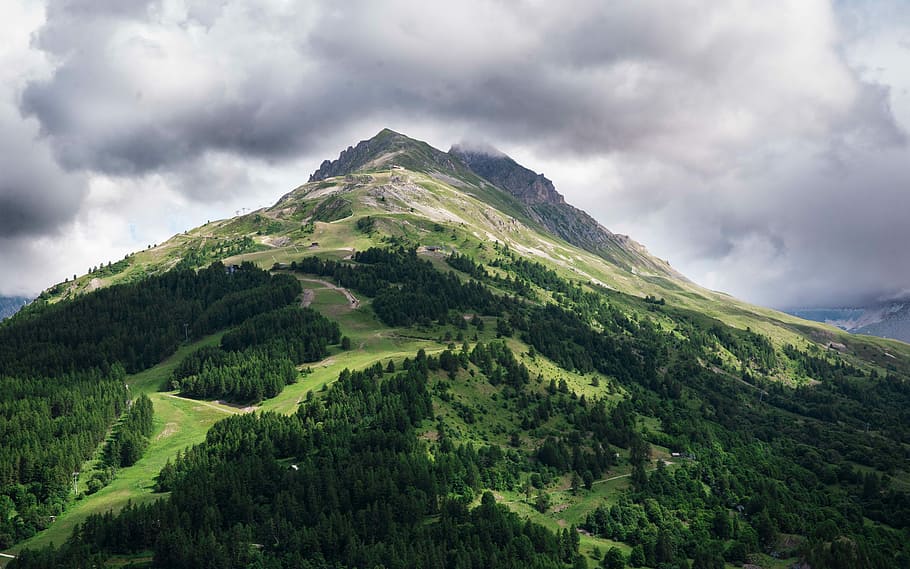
31 0 890 175
0 106 87 238
6 0 910 306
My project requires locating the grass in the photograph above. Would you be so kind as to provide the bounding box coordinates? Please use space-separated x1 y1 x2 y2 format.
7 334 229 555
39 161 910 372
260 283 456 415
7 283 452 558
496 477 634 565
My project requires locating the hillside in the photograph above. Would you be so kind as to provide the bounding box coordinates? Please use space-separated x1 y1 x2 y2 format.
4 130 910 569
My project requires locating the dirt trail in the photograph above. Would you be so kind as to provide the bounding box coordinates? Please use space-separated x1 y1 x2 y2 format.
163 393 251 415
296 277 360 309
591 472 633 485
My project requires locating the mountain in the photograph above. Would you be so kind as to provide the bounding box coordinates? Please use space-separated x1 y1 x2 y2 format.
791 301 910 344
449 142 565 205
0 296 29 320
450 143 679 277
310 129 679 278
44 129 866 349
7 129 910 568
309 128 477 182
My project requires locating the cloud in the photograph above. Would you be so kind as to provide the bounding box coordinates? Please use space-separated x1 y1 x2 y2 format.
2 0 909 307
0 1 88 241
27 0 898 175
0 106 88 238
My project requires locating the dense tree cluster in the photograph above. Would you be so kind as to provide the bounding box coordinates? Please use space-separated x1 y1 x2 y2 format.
292 247 507 326
172 348 297 403
1 262 297 376
710 325 778 373
302 248 910 567
103 394 154 469
6 246 910 568
448 250 572 299
173 308 340 404
12 360 578 569
453 250 910 567
221 307 341 359
521 303 652 380
0 367 126 547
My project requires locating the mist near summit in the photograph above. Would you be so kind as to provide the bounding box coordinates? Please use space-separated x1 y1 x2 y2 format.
1 0 909 309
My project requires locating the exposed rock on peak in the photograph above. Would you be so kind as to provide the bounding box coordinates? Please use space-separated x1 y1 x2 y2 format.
307 129 682 279
310 129 469 182
449 142 681 277
449 144 564 206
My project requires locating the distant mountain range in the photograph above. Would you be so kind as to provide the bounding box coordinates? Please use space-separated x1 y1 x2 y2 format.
0 296 29 320
788 301 910 344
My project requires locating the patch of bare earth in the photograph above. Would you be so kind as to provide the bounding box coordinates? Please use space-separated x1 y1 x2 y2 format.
419 430 439 442
156 422 179 441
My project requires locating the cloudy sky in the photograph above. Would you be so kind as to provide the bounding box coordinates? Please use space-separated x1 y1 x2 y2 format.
1 0 909 309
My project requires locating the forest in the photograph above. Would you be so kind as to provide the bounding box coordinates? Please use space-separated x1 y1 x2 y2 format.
0 263 299 548
11 362 581 569
172 307 341 403
6 247 910 568
290 247 508 326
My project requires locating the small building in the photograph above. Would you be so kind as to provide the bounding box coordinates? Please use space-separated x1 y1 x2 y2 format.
425 246 443 252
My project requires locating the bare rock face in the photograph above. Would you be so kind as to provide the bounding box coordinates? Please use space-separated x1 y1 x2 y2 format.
310 129 468 182
0 296 30 321
449 144 564 206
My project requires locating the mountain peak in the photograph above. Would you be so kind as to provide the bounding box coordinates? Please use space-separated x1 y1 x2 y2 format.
309 129 467 182
449 143 564 206
449 140 507 159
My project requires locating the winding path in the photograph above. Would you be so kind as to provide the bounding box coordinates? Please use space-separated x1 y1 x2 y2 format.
163 393 248 415
296 277 360 309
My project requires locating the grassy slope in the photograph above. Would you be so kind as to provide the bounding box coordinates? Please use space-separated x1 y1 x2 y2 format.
6 335 230 556
38 167 910 367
